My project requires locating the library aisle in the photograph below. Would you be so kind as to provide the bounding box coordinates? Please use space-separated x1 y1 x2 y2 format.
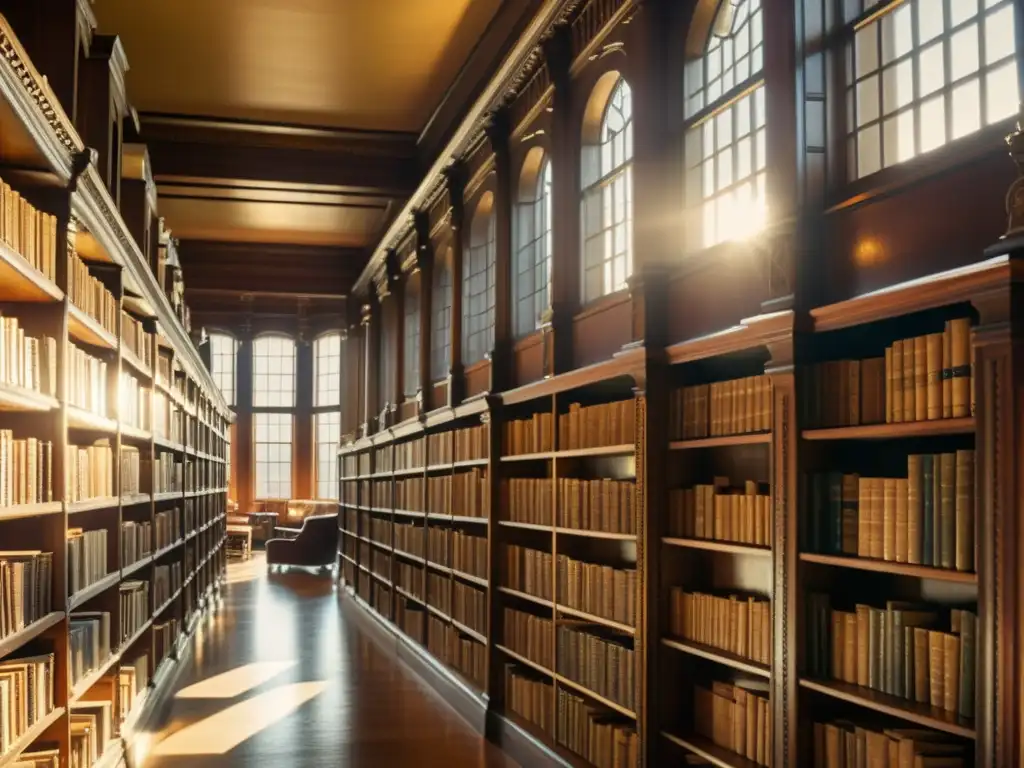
139 555 518 768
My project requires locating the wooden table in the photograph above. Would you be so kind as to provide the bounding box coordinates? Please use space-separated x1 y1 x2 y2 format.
226 525 253 560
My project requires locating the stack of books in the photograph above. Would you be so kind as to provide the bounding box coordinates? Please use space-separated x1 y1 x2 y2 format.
558 400 635 449
393 522 424 557
669 375 773 439
556 688 638 768
812 720 966 766
502 478 552 525
119 371 150 431
453 424 488 462
154 508 181 549
0 176 58 281
556 555 637 627
505 665 553 733
503 413 554 455
0 433 53 508
66 442 113 502
452 469 488 518
119 581 150 642
69 611 112 687
153 563 182 606
504 545 552 600
68 252 117 337
557 478 635 534
118 655 149 721
122 521 152 566
451 531 487 578
0 650 55 755
0 315 56 396
669 479 772 546
67 344 108 418
453 581 486 636
556 624 635 710
122 311 154 369
394 476 423 511
67 528 109 595
694 681 772 766
669 588 772 665
504 607 553 669
0 551 53 638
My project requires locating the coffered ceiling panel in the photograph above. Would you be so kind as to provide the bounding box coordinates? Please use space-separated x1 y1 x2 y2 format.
93 0 502 131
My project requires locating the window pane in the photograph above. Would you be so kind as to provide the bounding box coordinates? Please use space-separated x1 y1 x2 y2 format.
253 336 296 407
254 413 292 499
315 411 341 499
314 333 342 407
209 333 238 407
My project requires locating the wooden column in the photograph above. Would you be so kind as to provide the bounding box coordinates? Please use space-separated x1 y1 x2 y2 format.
361 300 378 436
388 250 404 423
446 164 467 406
295 333 314 498
75 34 128 204
542 25 576 375
236 333 254 514
487 109 513 393
415 212 434 409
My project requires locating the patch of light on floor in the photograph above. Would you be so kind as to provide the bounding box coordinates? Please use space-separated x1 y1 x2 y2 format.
174 661 297 699
150 682 329 756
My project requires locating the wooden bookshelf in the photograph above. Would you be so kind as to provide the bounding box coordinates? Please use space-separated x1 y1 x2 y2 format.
802 417 975 441
661 637 771 680
799 552 978 584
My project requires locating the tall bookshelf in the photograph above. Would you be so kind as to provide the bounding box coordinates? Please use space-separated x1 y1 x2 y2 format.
0 13 232 768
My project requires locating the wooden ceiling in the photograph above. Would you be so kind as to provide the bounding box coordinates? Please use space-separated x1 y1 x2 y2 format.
90 0 534 323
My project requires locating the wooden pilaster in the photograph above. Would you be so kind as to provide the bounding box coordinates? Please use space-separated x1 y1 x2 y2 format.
447 164 467 406
416 212 434 409
487 109 513 394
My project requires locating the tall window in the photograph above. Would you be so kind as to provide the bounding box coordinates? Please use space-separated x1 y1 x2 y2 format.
513 153 553 337
314 333 342 500
581 76 633 303
252 335 296 407
431 248 453 380
845 0 1017 180
209 332 238 406
463 194 496 365
684 0 767 250
254 413 292 499
404 274 421 396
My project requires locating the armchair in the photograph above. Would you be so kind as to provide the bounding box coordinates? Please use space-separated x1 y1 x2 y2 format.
265 514 338 570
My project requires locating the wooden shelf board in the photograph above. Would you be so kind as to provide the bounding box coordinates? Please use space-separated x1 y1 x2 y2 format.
556 605 635 635
69 572 119 610
802 418 975 441
394 549 425 564
67 405 117 433
153 437 184 453
451 568 488 588
662 537 772 557
498 586 553 608
0 501 62 521
495 644 553 677
121 348 152 380
799 678 976 739
799 552 978 583
555 444 635 458
122 555 152 578
154 588 182 616
425 603 450 621
669 432 772 450
70 650 121 702
451 618 487 644
661 637 771 679
661 731 762 768
393 508 426 518
0 707 66 768
426 464 453 473
554 674 636 719
451 514 488 525
0 383 58 413
556 527 635 541
0 612 64 660
152 540 184 560
392 466 426 477
501 451 555 462
0 240 63 304
68 304 117 350
68 496 119 514
395 586 425 605
453 458 489 468
120 493 151 507
120 424 152 442
498 520 553 532
153 490 182 502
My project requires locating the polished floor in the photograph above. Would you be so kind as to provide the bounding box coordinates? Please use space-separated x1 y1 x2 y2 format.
140 555 518 767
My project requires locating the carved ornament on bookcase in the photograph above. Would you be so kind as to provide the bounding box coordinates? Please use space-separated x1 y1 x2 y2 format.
372 263 393 303
360 303 372 327
1001 111 1024 237
570 0 633 62
509 61 552 138
0 23 80 156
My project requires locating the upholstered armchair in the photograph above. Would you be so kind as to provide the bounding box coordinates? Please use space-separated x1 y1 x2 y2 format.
265 514 338 570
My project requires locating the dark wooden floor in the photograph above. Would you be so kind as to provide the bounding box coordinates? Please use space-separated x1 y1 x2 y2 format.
141 555 518 768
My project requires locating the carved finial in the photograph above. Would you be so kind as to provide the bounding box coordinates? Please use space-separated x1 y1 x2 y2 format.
1002 112 1024 236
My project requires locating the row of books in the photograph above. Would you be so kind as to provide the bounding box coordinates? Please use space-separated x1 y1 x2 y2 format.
807 450 975 572
0 650 55 756
505 665 553 733
119 654 149 722
121 446 140 496
557 688 638 768
153 454 182 493
502 478 552 526
557 478 635 534
428 572 451 616
427 615 486 689
0 176 58 283
70 704 113 768
394 521 423 557
120 581 150 642
504 544 553 601
451 531 487 579
396 598 425 643
503 606 553 670
368 517 391 549
371 548 389 579
812 719 967 767
68 343 108 418
0 433 53 507
154 563 182 606
69 611 111 688
154 617 179 665
557 555 637 628
454 424 488 462
371 480 391 509
694 680 772 767
806 595 976 718
395 560 422 600
122 520 152 566
120 371 150 430
668 480 772 547
68 252 117 338
0 316 55 397
669 375 773 440
503 413 555 455
392 437 424 471
668 588 773 666
154 508 181 549
558 400 635 450
122 311 154 370
557 624 635 710
0 551 52 640
67 528 108 596
67 442 113 502
453 581 486 636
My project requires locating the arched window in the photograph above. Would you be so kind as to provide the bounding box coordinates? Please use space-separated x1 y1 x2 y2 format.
404 273 421 396
208 332 238 407
463 193 496 365
684 0 767 251
252 335 296 408
843 0 1017 179
581 75 633 304
513 151 553 337
431 247 453 381
314 332 342 499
